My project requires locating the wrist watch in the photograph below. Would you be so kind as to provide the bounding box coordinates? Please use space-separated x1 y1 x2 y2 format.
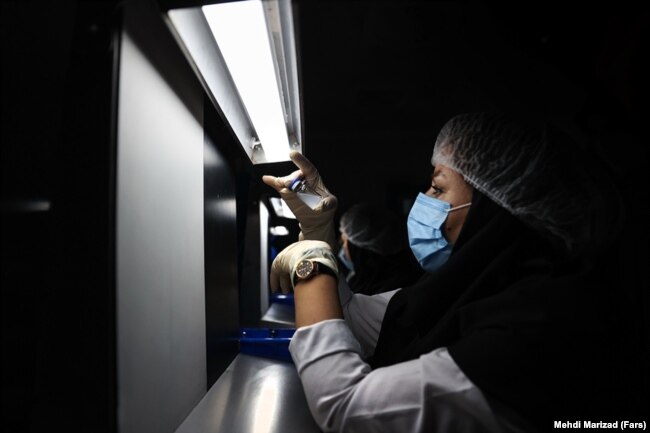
292 259 338 288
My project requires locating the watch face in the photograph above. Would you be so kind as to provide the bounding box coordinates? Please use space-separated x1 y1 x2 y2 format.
295 260 315 279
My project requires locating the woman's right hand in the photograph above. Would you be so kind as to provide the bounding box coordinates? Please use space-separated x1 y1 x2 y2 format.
263 151 339 251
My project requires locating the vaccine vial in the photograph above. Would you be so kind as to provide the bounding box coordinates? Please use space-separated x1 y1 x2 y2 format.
289 177 322 209
289 178 318 195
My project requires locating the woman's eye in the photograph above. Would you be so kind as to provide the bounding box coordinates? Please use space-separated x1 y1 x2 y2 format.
430 185 443 195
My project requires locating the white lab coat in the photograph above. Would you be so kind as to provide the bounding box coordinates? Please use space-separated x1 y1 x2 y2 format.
288 278 531 433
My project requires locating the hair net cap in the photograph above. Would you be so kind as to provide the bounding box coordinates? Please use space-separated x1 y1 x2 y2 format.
339 203 408 256
432 112 621 253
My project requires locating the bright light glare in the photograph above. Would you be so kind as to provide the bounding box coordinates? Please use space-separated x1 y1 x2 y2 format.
251 373 280 433
269 197 296 219
203 1 290 163
270 226 290 236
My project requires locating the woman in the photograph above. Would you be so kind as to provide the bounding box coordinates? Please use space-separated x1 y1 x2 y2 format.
262 112 647 432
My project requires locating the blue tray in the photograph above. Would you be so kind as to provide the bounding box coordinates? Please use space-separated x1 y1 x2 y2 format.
239 328 296 362
270 292 295 306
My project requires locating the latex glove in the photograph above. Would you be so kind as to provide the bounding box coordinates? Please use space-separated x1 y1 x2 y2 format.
263 151 338 252
270 240 339 294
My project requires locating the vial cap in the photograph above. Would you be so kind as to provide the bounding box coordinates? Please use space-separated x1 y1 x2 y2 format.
289 178 303 192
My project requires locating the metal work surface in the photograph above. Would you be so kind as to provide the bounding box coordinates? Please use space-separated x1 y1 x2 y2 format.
175 354 320 433
261 303 296 328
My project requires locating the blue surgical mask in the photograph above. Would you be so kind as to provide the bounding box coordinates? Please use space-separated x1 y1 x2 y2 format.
407 193 471 273
338 246 355 272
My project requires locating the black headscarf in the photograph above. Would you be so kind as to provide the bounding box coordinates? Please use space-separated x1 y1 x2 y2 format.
371 190 648 428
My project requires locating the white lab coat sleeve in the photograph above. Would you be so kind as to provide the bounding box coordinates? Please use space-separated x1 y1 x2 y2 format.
337 277 399 359
289 319 509 433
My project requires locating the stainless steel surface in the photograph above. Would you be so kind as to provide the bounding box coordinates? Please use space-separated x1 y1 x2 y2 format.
261 303 295 328
175 354 321 433
259 202 270 318
116 2 207 431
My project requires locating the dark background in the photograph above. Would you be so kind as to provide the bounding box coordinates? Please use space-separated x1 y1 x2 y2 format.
2 0 648 431
262 1 649 218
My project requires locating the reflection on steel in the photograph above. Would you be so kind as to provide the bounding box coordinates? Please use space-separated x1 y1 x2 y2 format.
174 354 320 433
268 197 296 219
261 303 295 328
0 200 51 213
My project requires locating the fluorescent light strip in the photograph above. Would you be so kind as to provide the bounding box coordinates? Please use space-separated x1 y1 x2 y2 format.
203 1 290 163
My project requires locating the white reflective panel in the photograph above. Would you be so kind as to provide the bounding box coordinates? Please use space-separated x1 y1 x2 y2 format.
270 225 290 236
203 1 290 163
117 31 206 433
269 197 296 219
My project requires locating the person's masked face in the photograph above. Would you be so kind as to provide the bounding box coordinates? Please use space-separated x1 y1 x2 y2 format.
408 165 473 273
338 232 355 272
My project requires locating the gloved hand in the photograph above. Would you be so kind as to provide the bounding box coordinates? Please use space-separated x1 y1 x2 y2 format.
263 151 339 252
270 240 339 294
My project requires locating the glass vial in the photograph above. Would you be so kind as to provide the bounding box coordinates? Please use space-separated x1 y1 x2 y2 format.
289 177 322 209
289 178 319 196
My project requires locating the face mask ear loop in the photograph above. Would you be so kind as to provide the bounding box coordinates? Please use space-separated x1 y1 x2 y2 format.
448 202 472 213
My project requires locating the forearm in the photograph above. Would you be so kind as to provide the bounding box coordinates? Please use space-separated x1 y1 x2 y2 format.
294 274 342 328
